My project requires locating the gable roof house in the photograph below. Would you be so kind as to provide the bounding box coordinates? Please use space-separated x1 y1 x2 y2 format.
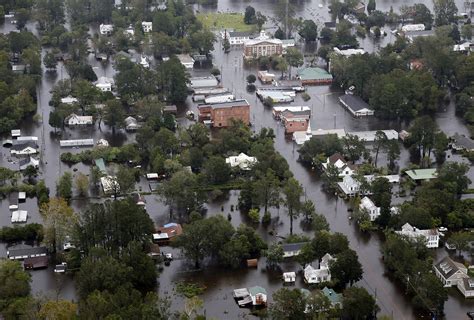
142 21 152 33
451 133 474 152
11 141 38 156
95 77 114 92
395 223 439 248
339 94 374 117
359 196 381 221
304 253 335 284
225 153 257 170
66 113 93 126
221 30 253 45
99 24 114 36
433 257 474 298
322 153 356 177
125 116 139 131
7 246 48 260
19 157 39 171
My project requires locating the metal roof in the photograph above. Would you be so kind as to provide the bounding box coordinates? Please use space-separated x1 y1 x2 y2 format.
405 168 437 180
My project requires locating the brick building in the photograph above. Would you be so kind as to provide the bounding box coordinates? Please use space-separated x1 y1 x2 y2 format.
243 31 283 60
198 99 250 128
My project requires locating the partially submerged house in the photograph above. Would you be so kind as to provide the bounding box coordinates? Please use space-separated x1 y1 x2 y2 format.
60 96 78 105
258 70 276 84
100 176 119 194
198 100 250 128
339 94 374 117
451 133 474 152
221 30 252 45
177 54 195 69
142 21 152 33
188 76 219 90
297 67 333 86
66 113 93 126
125 116 140 131
225 153 257 170
281 242 308 258
153 223 183 245
243 31 282 59
359 196 381 221
7 246 47 260
19 157 39 171
395 223 439 248
11 210 28 223
283 272 296 283
11 141 38 156
99 24 114 35
304 253 335 284
434 257 474 298
95 77 114 92
405 169 437 182
322 153 356 177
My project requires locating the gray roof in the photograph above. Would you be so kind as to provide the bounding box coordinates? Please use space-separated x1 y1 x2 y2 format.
8 246 47 258
229 31 252 37
281 242 308 252
434 256 465 280
198 99 249 109
281 109 311 118
339 94 372 112
11 140 38 151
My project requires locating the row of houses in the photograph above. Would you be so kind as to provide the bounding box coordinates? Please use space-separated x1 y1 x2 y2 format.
99 21 152 36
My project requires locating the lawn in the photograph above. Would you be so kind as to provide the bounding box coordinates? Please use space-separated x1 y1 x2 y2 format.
197 12 255 32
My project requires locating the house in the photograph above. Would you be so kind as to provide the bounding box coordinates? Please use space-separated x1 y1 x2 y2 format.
248 286 267 306
11 129 21 138
304 253 335 284
256 89 294 103
401 24 425 32
405 169 437 182
339 94 374 117
333 47 365 56
338 174 399 196
11 210 27 223
221 30 252 45
142 21 152 33
7 246 48 260
272 106 311 120
454 42 474 53
23 256 48 270
188 76 219 90
54 262 67 273
95 77 114 92
177 54 195 69
100 176 119 194
452 133 474 152
12 64 26 74
11 141 38 156
124 25 134 37
96 139 109 147
403 29 436 42
18 192 26 202
321 287 342 307
281 242 308 258
204 94 235 104
99 24 114 35
19 157 39 171
396 223 439 248
243 31 283 59
283 272 296 283
322 153 356 177
258 70 275 84
60 96 78 105
434 257 470 287
399 130 410 141
153 223 183 244
359 197 380 221
353 1 365 13
140 55 150 68
458 277 474 298
297 67 333 86
60 139 94 147
283 117 309 134
163 105 177 115
225 153 257 170
198 99 250 128
66 113 93 126
125 116 140 131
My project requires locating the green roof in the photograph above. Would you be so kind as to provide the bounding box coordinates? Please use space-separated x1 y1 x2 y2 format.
249 286 267 296
95 158 106 174
405 168 437 181
321 287 342 305
297 67 333 81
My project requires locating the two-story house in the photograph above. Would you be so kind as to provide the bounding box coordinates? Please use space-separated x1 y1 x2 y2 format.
396 223 439 248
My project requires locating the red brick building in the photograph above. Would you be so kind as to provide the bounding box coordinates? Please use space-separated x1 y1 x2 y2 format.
284 118 309 134
243 31 283 60
198 99 250 128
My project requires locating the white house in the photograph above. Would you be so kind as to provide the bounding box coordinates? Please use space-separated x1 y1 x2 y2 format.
221 30 252 45
11 210 27 223
395 223 439 248
338 175 368 196
11 141 38 156
142 21 152 33
95 77 114 92
225 153 257 170
304 253 335 284
433 257 474 298
60 96 78 105
66 113 93 126
99 24 114 35
283 272 296 283
19 157 39 171
359 196 381 221
322 153 356 177
124 25 134 37
177 54 195 69
125 116 139 131
401 24 425 32
140 55 150 68
281 242 308 258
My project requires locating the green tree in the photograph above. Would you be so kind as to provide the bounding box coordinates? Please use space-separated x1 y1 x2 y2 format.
43 51 57 70
285 47 303 78
23 165 38 183
115 166 136 196
158 170 203 214
433 0 458 26
373 130 388 167
283 178 303 235
40 197 77 254
244 6 256 24
159 56 189 104
342 134 366 162
313 213 330 232
298 20 318 42
252 170 280 216
202 156 230 185
75 172 89 197
330 249 363 287
0 259 31 311
342 287 377 319
246 74 256 84
269 288 307 320
462 24 473 40
49 110 64 132
367 0 376 13
57 172 73 200
189 30 216 55
38 300 78 320
265 243 284 268
103 99 126 135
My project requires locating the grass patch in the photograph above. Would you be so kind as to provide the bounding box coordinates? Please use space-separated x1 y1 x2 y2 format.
197 12 255 32
176 281 207 298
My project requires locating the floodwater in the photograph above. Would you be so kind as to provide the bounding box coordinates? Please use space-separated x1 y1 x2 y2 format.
0 0 473 318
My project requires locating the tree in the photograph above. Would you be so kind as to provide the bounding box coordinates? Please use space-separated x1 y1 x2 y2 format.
38 300 78 320
386 140 400 170
57 172 73 200
252 170 280 216
265 243 284 268
270 288 307 320
202 156 230 185
244 6 256 24
300 200 316 222
115 166 136 196
298 20 318 42
0 260 31 315
23 165 38 183
255 12 267 31
367 0 376 13
43 52 57 70
433 0 458 26
407 115 438 165
159 56 189 104
449 231 474 255
285 47 303 78
373 130 388 167
49 110 64 132
342 287 377 319
246 74 256 84
283 178 303 235
342 134 366 162
75 173 89 197
219 234 251 268
223 37 230 53
40 197 77 254
189 30 216 55
103 99 125 135
158 170 203 214
462 24 473 40
332 21 359 49
330 249 363 288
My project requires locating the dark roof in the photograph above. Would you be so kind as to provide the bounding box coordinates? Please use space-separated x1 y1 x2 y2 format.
198 99 249 110
339 94 372 112
324 21 337 28
328 153 346 164
8 246 47 258
18 157 31 166
434 257 465 280
163 105 177 114
281 242 308 252
453 134 474 150
229 31 252 37
24 256 48 269
11 141 38 151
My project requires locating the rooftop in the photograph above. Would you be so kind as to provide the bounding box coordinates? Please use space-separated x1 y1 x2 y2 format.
281 242 308 253
297 67 333 81
199 99 249 109
339 94 372 112
405 168 438 181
